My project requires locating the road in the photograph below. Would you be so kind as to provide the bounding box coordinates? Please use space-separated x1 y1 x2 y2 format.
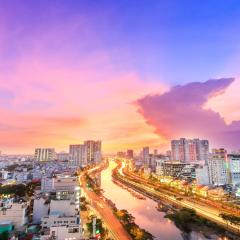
79 163 131 240
115 162 240 235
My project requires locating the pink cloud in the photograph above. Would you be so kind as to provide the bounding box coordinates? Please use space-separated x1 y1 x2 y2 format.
0 10 168 153
136 78 240 150
0 53 166 153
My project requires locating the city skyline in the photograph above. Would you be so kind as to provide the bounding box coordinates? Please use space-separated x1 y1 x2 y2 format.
1 1 240 154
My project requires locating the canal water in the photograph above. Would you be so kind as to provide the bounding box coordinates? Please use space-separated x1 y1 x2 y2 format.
100 161 223 240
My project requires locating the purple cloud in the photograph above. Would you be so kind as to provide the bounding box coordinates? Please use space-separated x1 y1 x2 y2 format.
136 78 240 150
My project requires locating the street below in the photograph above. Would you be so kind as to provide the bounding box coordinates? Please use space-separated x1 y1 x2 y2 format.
79 164 131 240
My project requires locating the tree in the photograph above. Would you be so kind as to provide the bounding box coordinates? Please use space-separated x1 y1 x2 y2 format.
0 184 26 197
87 217 108 239
0 231 9 240
219 213 240 227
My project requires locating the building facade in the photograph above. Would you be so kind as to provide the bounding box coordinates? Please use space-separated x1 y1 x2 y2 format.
41 177 54 192
33 197 49 224
156 161 190 178
126 149 134 159
41 224 83 240
171 138 209 163
69 144 87 167
195 165 210 185
35 148 55 162
69 140 102 166
208 148 228 186
56 152 69 161
41 214 80 228
84 140 102 164
0 199 28 228
142 147 149 166
227 154 240 186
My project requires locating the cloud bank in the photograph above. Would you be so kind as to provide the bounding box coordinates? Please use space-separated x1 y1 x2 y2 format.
137 78 240 150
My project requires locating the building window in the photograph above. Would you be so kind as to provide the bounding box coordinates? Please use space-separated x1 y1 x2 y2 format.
68 228 79 233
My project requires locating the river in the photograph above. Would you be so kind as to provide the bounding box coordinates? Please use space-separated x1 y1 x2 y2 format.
100 161 226 240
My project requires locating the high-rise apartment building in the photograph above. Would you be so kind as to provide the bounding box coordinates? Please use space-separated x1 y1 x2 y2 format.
84 140 102 164
56 152 69 161
117 152 125 158
0 198 28 227
208 148 228 185
69 140 102 167
35 148 55 162
171 138 209 163
69 144 87 167
142 147 149 166
227 154 240 186
126 149 134 159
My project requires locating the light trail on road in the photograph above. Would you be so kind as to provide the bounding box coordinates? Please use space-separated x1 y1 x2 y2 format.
79 161 131 240
116 161 240 236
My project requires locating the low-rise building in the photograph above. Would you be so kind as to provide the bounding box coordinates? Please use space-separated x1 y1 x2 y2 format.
53 174 78 191
155 158 166 176
0 170 11 180
41 224 83 240
195 165 210 185
41 177 54 192
148 154 168 172
41 213 80 228
156 161 190 178
50 199 77 216
33 197 49 224
0 198 28 228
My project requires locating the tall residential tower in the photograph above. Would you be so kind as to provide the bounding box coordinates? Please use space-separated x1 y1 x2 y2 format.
69 140 102 167
171 138 209 163
35 148 55 162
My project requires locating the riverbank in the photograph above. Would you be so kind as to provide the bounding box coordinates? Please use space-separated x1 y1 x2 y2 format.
85 166 153 240
112 161 240 239
106 196 154 240
165 208 239 240
79 161 131 240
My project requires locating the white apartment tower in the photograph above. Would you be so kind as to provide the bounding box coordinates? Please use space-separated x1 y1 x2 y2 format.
227 154 240 186
84 140 102 164
35 148 55 162
208 148 228 185
69 144 87 167
69 140 102 166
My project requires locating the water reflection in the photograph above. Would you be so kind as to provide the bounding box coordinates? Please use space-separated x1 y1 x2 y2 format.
100 161 221 240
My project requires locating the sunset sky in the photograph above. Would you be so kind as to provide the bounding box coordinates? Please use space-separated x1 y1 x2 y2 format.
1 1 240 154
